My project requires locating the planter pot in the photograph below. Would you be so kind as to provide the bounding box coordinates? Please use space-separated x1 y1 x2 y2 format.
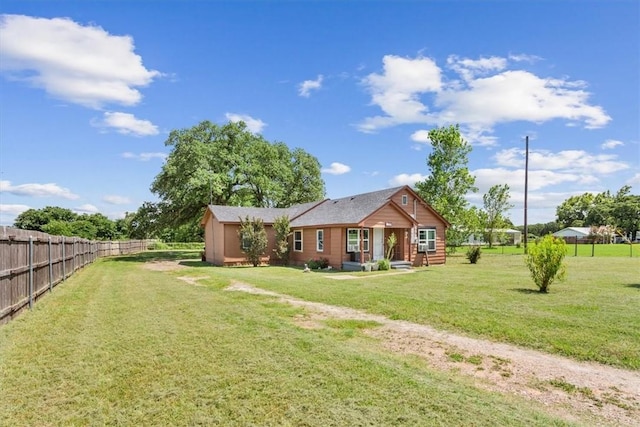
363 263 372 272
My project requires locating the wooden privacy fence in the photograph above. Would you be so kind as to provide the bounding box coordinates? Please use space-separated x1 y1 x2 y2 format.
0 226 152 325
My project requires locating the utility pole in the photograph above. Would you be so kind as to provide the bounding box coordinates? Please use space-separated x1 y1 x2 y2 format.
524 135 529 253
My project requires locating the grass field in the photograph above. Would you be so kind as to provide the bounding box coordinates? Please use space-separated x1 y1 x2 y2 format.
208 253 640 370
0 252 581 426
457 243 639 257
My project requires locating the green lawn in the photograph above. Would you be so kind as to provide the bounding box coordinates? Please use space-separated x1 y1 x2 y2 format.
209 253 640 370
1 252 581 426
458 243 639 257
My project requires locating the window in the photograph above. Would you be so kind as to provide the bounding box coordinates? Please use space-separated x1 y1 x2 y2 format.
316 229 324 252
417 228 436 252
401 194 408 205
241 233 250 251
293 230 303 252
346 228 369 252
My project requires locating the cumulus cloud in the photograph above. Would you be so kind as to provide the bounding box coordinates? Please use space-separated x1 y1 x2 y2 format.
358 54 611 142
103 195 131 205
322 162 351 175
0 180 79 199
389 173 427 186
225 113 266 134
0 14 160 108
92 111 158 136
493 148 628 175
0 203 31 215
122 151 167 161
75 204 99 213
627 173 640 186
601 139 624 150
298 74 323 97
410 130 431 143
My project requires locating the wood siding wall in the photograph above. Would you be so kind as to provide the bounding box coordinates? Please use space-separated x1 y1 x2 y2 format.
0 227 151 325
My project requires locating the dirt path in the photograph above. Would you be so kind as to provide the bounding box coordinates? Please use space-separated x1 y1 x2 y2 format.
226 281 640 426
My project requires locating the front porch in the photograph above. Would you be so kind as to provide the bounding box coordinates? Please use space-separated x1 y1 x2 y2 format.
341 260 412 272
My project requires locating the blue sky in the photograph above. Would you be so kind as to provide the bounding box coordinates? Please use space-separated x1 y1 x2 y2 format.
1 1 638 227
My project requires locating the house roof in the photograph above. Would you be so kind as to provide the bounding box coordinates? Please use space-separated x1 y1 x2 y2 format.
553 227 592 237
290 186 403 227
202 185 449 228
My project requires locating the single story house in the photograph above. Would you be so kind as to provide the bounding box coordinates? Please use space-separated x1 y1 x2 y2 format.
553 226 619 244
200 185 450 269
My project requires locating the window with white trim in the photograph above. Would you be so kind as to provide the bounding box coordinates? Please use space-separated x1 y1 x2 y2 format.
417 228 436 252
346 228 369 252
401 194 408 205
293 230 303 252
316 229 324 252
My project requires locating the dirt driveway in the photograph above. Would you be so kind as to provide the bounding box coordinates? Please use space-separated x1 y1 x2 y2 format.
226 281 640 426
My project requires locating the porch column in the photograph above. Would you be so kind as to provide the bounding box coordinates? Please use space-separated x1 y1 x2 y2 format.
360 227 364 263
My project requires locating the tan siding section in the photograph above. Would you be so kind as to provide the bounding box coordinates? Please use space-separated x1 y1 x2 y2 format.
362 206 414 229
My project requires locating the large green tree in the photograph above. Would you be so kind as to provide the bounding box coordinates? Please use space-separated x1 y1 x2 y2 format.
415 124 478 248
555 186 640 240
482 184 513 248
150 120 325 228
14 206 77 232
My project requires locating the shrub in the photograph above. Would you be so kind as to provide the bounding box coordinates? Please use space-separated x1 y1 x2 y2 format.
308 258 329 269
272 215 291 265
378 259 390 271
525 235 567 293
238 216 268 267
466 246 481 264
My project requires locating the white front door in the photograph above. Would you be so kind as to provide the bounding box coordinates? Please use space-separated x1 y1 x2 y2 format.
373 228 384 260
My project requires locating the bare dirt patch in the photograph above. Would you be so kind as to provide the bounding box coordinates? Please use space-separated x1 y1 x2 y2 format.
176 276 209 286
325 270 415 280
142 260 188 272
226 281 640 426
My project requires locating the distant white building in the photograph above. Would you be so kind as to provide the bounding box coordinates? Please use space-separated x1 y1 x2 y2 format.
553 226 619 243
467 229 522 246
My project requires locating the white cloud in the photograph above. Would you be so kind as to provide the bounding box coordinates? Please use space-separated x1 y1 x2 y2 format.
93 111 159 136
103 195 131 205
225 113 266 134
389 173 427 186
298 74 323 97
359 55 441 132
0 180 79 199
508 53 543 63
0 203 31 215
473 167 597 193
75 204 99 214
322 162 351 175
494 148 628 175
0 14 160 108
627 173 640 186
358 54 611 141
121 151 167 161
601 139 624 150
447 55 507 82
410 129 431 143
0 203 31 225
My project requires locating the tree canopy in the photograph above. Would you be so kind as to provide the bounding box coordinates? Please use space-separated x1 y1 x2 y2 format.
555 186 640 240
482 184 513 248
150 120 325 228
13 207 124 240
415 124 477 248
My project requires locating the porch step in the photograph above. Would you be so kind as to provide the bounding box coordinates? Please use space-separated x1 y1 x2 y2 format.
390 261 412 269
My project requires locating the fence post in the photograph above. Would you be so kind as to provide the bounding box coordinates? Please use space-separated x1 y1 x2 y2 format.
72 238 76 272
62 236 66 281
29 236 34 310
48 236 53 292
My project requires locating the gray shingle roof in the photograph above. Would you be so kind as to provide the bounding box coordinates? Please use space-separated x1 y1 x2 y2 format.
206 186 406 227
290 186 403 227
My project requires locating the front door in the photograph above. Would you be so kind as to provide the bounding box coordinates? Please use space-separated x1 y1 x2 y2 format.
373 228 384 260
